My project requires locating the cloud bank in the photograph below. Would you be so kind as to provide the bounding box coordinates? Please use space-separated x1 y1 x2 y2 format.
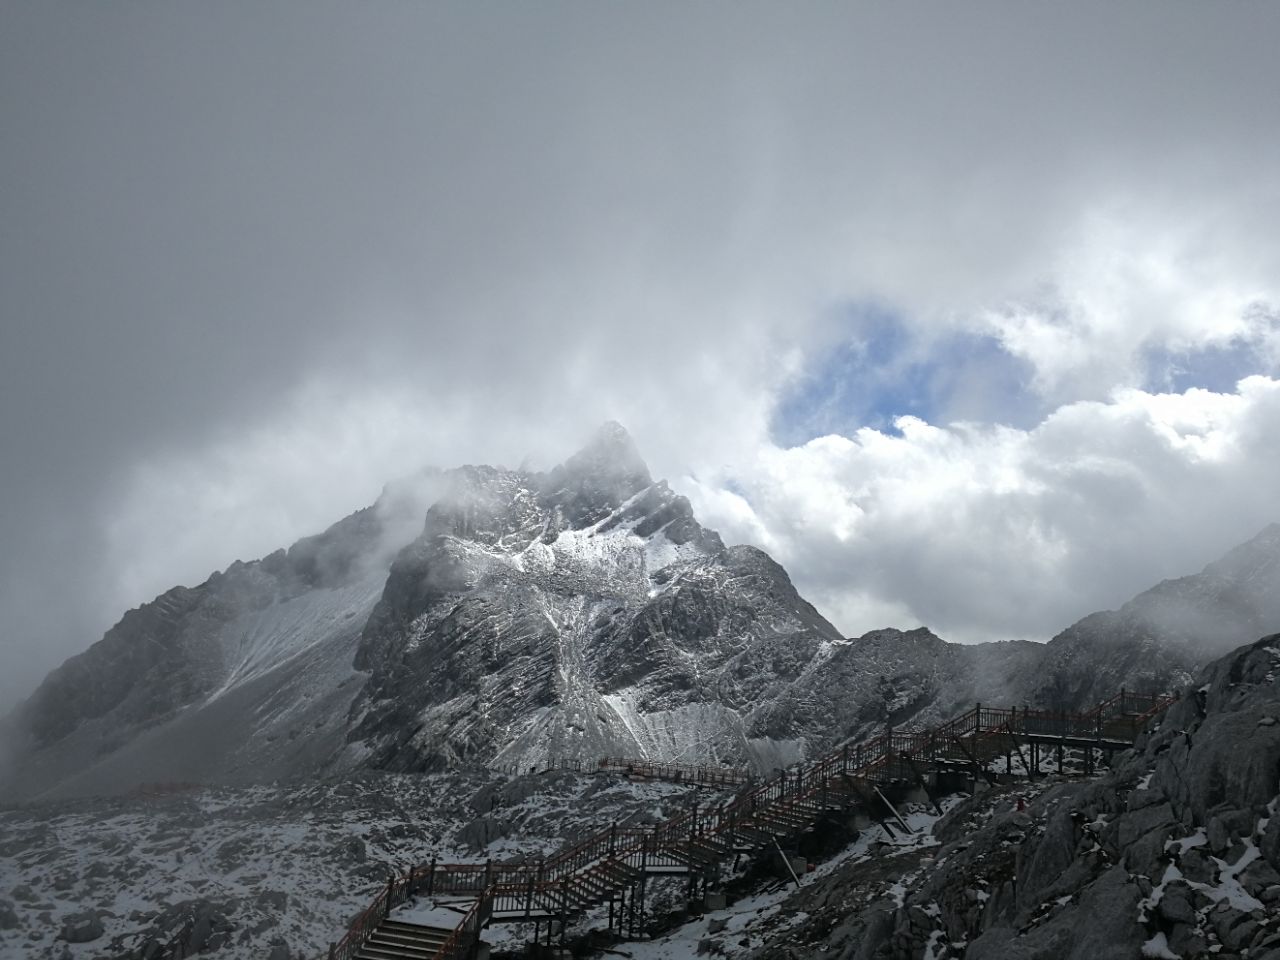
689 376 1280 643
2 2 1279 706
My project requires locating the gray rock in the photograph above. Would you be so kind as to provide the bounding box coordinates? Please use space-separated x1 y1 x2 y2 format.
58 911 103 943
1167 923 1207 958
1208 814 1232 853
1157 881 1196 926
1212 905 1259 950
255 891 288 913
1262 806 1280 869
1242 857 1280 894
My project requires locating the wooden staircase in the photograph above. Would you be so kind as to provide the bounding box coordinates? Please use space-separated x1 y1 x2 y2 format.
354 920 455 960
326 688 1177 960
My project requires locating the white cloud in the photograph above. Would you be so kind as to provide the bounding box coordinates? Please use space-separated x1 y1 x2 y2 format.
971 208 1280 400
685 377 1280 644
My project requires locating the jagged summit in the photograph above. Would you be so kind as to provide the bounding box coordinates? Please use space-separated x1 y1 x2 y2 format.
559 420 650 482
541 421 654 529
346 424 830 772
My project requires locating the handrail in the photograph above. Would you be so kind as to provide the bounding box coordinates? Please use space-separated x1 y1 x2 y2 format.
596 757 750 786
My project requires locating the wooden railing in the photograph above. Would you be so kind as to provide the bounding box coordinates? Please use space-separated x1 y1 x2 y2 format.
490 756 750 787
328 873 419 960
433 891 493 960
595 757 749 787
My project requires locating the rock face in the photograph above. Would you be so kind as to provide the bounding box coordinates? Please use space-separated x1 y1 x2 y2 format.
0 470 447 800
2 424 854 795
734 633 1280 960
347 422 845 771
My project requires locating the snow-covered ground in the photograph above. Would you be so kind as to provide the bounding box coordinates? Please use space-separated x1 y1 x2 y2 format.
0 769 718 960
592 800 959 960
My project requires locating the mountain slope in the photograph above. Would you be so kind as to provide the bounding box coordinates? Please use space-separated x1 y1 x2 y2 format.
1 471 446 800
0 424 850 797
346 423 845 772
1012 523 1280 712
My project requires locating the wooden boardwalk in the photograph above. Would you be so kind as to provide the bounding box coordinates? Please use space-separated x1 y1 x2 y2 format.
327 688 1175 960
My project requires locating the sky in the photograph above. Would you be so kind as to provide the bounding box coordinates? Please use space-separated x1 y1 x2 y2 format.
2 2 1280 710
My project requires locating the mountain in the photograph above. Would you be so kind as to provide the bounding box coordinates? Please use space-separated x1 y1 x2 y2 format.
0 424 849 798
4 423 1279 803
345 421 845 772
0 469 447 800
1010 523 1280 712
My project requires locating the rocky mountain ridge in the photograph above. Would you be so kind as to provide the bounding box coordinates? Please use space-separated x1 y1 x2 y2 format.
3 424 1278 802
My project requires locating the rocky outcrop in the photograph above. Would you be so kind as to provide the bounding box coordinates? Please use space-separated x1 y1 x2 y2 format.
737 633 1280 959
58 910 103 943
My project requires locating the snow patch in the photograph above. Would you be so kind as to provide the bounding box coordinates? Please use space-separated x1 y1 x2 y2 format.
1142 932 1181 959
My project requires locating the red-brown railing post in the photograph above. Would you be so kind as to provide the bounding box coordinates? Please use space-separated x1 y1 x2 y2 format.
560 876 570 943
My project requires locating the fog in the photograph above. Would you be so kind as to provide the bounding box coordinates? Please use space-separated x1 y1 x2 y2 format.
2 2 1279 709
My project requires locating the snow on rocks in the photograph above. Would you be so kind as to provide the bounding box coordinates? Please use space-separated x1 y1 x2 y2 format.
0 768 709 960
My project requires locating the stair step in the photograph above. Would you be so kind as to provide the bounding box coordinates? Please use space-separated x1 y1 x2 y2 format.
379 920 457 937
352 919 456 960
357 942 441 960
373 925 452 941
368 931 449 951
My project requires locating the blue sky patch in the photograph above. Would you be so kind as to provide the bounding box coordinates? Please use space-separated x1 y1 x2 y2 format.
1143 336 1272 395
771 307 1039 447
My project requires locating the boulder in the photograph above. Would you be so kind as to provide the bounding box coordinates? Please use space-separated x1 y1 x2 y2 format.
1157 882 1196 926
256 890 289 913
59 910 103 943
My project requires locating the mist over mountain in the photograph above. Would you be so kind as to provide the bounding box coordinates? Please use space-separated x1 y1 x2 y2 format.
1013 522 1280 712
3 425 1278 804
